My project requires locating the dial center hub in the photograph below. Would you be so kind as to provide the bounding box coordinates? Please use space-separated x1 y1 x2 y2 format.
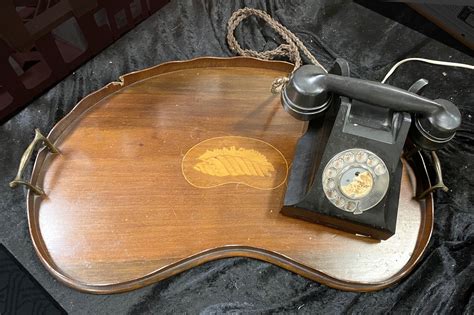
339 167 373 199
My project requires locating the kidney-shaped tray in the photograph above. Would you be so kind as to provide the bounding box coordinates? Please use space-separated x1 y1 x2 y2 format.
12 57 433 293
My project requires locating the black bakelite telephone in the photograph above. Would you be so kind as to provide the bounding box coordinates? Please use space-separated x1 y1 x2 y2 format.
280 59 461 240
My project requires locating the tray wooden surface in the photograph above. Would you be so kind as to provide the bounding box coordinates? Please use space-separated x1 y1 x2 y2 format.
26 57 433 293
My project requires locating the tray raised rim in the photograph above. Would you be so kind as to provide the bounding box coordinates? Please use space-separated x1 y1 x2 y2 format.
26 56 433 294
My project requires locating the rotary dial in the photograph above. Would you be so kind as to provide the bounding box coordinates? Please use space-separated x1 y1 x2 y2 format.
322 149 389 214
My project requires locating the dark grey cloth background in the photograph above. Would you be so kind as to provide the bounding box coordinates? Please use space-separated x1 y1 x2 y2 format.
1 0 473 314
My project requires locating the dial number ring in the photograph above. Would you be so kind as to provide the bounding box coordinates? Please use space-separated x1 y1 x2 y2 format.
322 148 390 214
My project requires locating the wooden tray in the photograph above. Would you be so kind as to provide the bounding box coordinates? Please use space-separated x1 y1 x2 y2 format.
22 57 432 293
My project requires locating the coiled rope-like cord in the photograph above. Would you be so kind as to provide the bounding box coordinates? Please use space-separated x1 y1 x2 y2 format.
226 8 327 93
227 8 474 92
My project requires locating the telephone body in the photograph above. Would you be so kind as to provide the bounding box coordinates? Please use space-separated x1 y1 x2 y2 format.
281 59 461 240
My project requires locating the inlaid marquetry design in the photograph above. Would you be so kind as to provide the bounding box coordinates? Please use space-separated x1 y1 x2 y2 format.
182 136 288 189
193 146 275 177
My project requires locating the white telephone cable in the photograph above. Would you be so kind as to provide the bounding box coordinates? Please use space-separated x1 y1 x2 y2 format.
381 57 474 83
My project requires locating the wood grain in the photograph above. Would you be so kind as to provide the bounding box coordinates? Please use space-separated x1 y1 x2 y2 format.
25 57 433 293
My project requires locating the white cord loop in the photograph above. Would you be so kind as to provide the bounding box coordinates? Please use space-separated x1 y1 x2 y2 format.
382 57 474 83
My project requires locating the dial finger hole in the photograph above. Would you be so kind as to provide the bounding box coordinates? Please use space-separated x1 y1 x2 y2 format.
356 151 368 163
374 164 387 175
332 158 344 169
343 152 355 163
324 178 336 190
335 197 346 208
326 167 337 178
367 155 379 167
326 190 338 199
345 201 357 212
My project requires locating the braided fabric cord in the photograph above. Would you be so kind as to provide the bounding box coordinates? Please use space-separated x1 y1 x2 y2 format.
226 8 326 93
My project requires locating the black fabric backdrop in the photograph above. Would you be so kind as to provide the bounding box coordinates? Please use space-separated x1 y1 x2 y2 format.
1 0 473 314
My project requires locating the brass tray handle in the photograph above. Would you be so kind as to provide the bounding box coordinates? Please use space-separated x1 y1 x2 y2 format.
9 129 59 196
405 147 449 199
416 151 448 199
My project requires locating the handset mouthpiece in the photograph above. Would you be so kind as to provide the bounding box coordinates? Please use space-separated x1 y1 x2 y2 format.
281 65 330 121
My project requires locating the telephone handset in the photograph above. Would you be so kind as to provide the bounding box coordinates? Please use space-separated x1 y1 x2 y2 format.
280 59 461 240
